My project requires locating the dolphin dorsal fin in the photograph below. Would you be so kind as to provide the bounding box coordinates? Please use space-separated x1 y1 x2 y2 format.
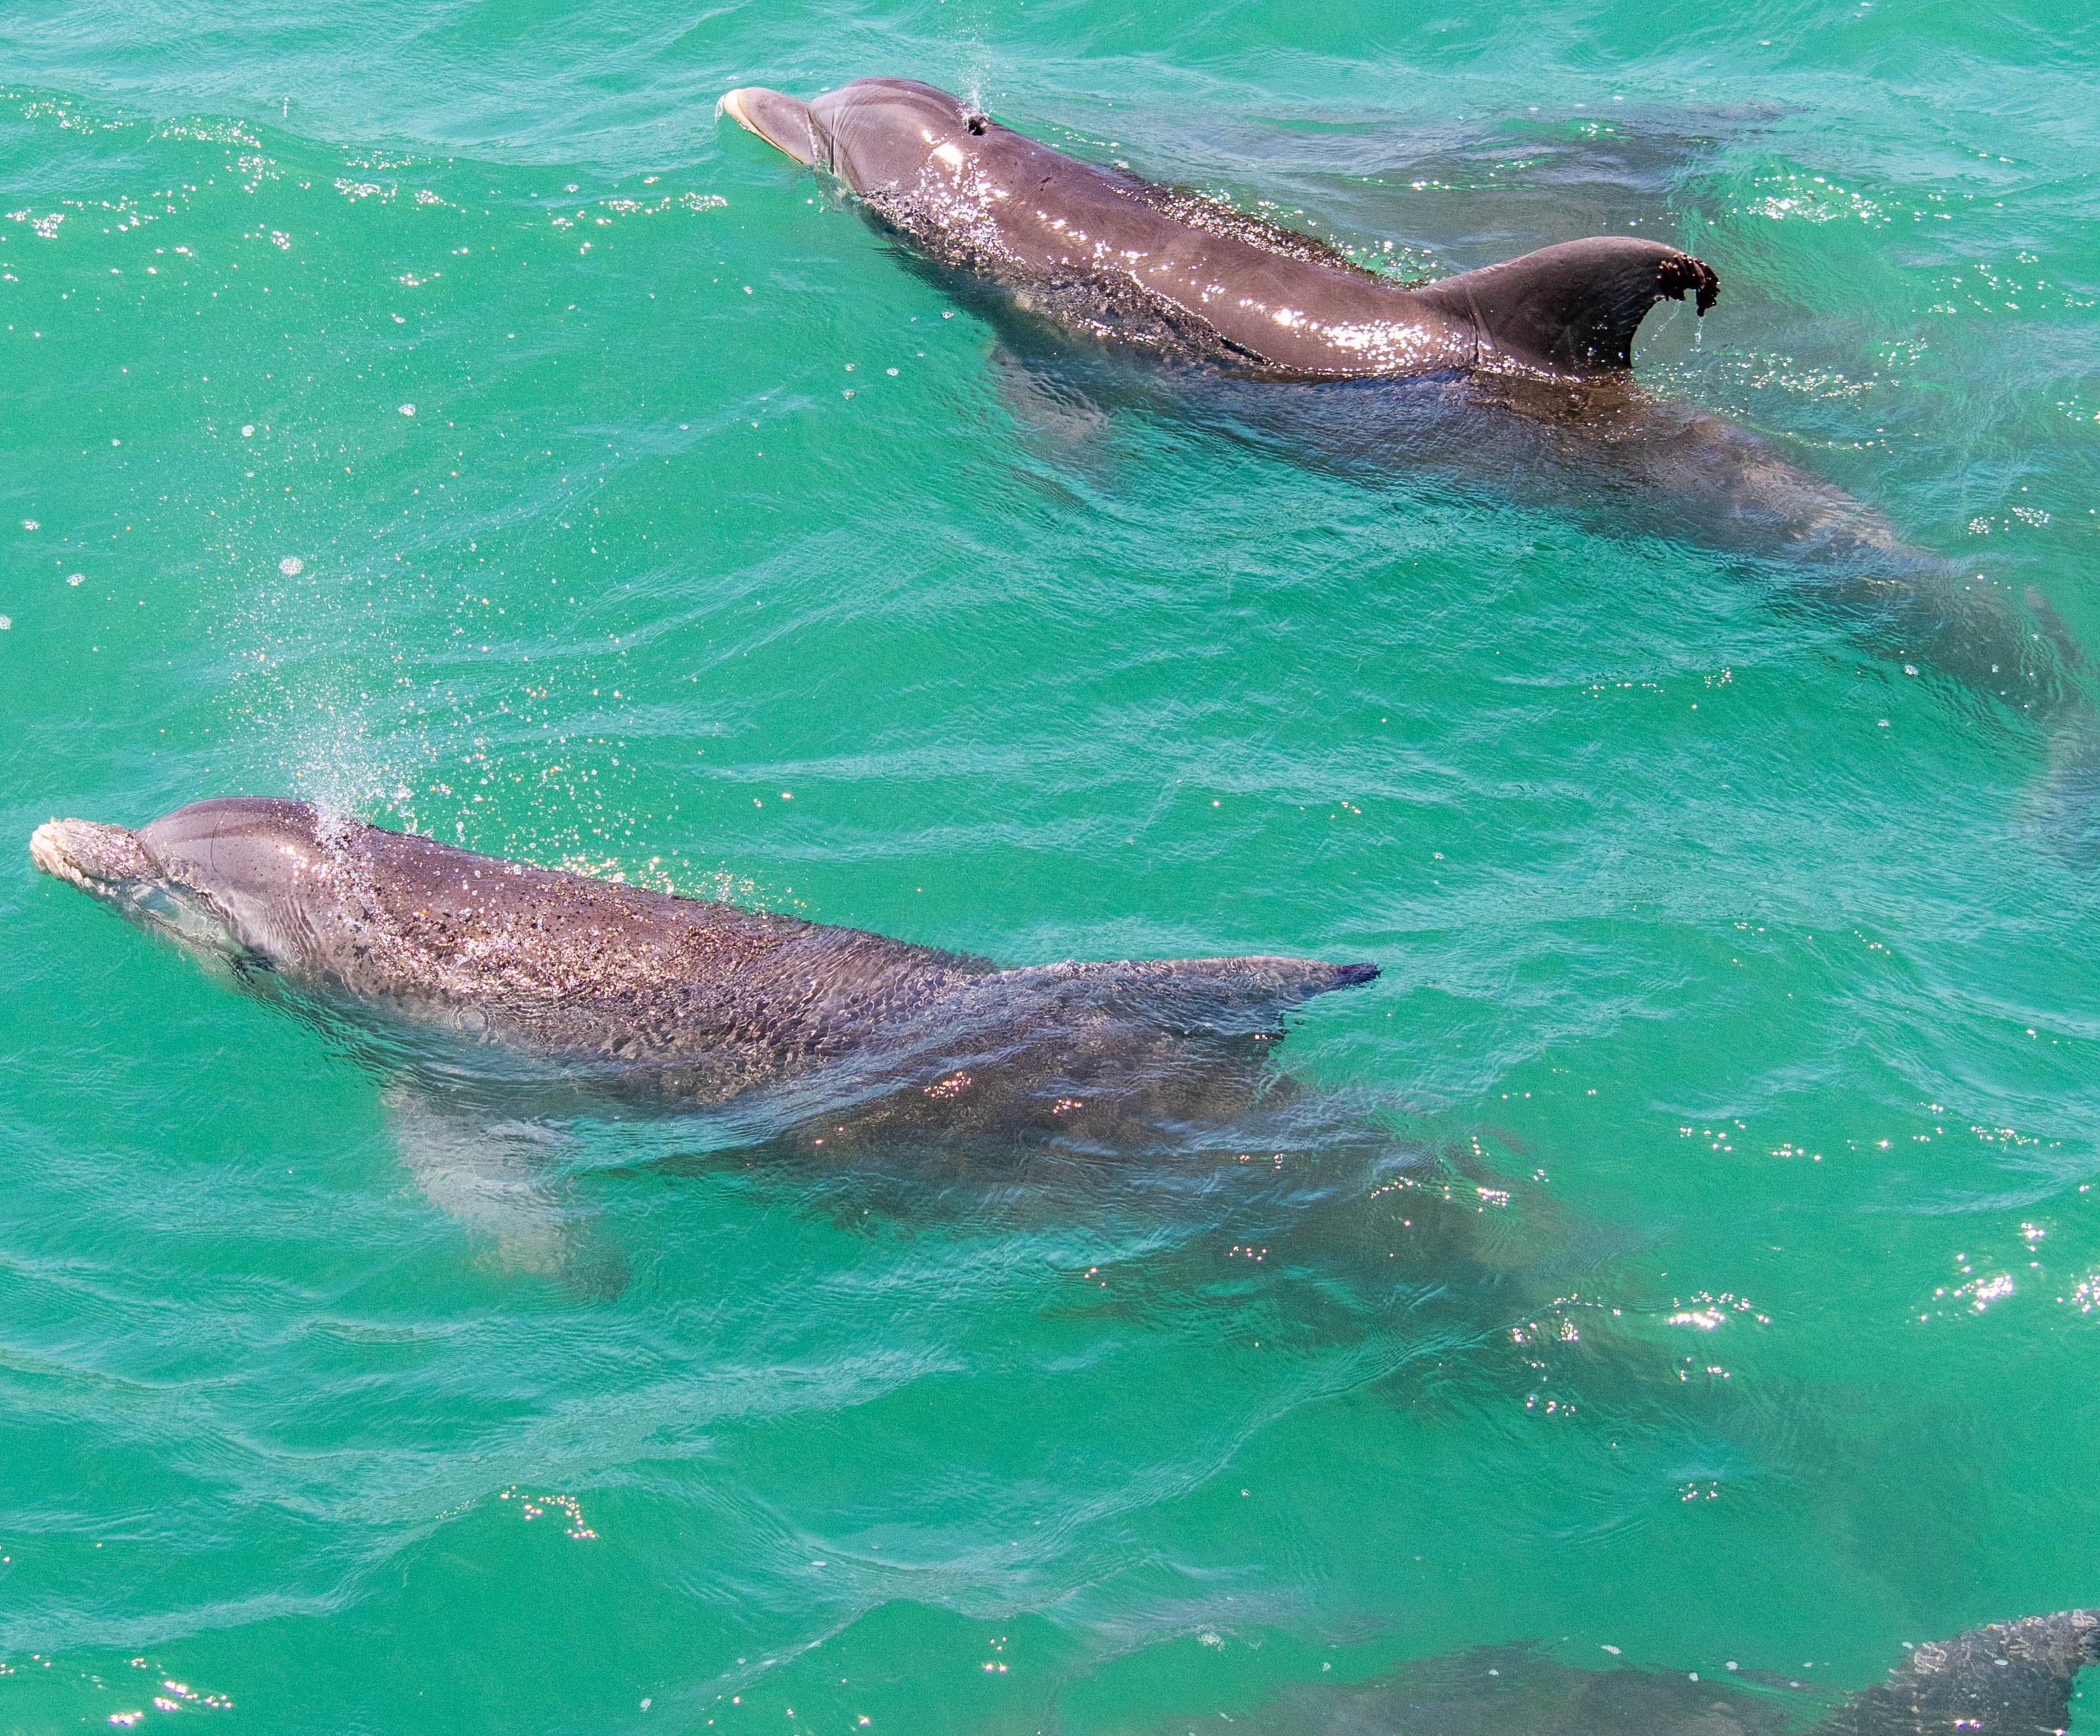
1413 236 1719 372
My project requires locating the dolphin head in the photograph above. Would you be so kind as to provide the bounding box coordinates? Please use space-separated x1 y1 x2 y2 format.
721 78 993 195
32 797 339 970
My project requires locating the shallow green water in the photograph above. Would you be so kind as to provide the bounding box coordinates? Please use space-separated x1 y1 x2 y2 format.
4 1 2099 1731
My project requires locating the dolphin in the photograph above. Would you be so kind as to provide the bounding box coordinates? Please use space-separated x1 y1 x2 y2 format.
720 78 1718 382
719 79 2084 731
29 797 1375 1122
1192 1605 2099 1735
30 797 1376 1278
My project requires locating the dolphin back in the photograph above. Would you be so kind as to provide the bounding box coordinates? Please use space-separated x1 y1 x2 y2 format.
1173 1606 2100 1735
1815 1608 2100 1736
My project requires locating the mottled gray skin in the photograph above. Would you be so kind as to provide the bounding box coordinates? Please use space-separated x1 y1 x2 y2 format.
1191 1607 2099 1736
722 78 1717 379
1821 1608 2100 1736
29 798 1375 1123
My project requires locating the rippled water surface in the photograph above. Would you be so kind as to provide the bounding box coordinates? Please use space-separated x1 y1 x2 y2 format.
4 1 2099 1730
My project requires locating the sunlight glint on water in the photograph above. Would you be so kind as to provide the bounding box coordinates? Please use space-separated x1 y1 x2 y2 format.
1 1 2098 1731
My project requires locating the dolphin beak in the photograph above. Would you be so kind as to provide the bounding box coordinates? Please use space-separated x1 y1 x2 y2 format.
30 817 155 894
718 86 823 168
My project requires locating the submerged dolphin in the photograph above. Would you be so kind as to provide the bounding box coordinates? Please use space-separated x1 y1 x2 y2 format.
1201 1606 2099 1735
720 78 2084 724
29 798 1374 1118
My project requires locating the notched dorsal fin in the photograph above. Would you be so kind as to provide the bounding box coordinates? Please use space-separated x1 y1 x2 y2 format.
1415 235 1719 372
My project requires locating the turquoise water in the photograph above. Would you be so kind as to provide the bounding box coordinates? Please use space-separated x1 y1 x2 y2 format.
4 0 2099 1730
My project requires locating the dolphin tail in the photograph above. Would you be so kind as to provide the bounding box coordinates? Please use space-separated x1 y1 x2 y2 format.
719 86 823 167
1414 235 1719 371
1814 1607 2100 1735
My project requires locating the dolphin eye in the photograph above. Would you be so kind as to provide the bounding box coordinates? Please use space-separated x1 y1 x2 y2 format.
965 114 987 136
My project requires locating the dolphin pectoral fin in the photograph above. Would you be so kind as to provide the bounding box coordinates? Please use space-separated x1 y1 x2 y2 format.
381 1084 628 1299
1416 235 1719 372
985 345 1117 475
719 86 823 168
2022 710 2100 861
1813 1608 2099 1735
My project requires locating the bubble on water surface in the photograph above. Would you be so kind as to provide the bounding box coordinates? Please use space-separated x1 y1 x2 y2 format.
398 403 415 416
66 573 82 585
20 520 37 530
279 556 304 576
242 424 254 436
0 616 11 630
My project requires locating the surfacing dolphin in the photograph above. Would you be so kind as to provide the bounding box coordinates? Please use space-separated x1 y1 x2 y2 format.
1188 1606 2099 1736
720 79 2085 732
720 78 1719 382
30 797 1374 1127
31 798 1378 1279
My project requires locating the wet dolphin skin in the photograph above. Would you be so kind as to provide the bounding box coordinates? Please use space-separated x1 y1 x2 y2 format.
721 76 1717 379
30 798 1376 1117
